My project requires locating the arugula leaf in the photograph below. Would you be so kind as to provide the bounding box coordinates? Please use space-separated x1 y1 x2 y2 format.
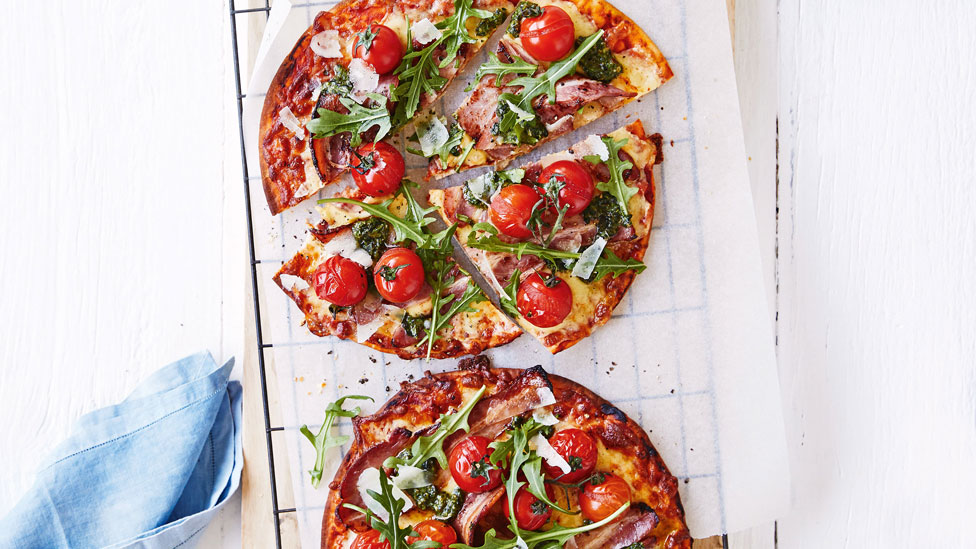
498 268 521 317
522 454 573 514
343 468 429 549
436 0 494 67
318 181 434 247
452 503 631 548
467 223 580 263
420 275 486 358
300 395 372 488
306 93 392 147
387 385 487 470
590 247 647 279
494 32 605 137
393 0 495 126
466 52 537 91
590 136 637 211
393 42 448 126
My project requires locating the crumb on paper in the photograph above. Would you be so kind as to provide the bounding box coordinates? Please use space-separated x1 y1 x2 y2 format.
368 356 377 364
359 377 369 384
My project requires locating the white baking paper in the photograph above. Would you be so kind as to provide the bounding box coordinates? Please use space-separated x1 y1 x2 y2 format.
240 0 789 545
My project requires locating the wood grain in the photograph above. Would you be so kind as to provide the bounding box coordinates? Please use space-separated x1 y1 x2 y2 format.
775 0 976 547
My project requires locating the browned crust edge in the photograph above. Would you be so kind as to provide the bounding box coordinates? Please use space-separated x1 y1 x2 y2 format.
320 361 691 548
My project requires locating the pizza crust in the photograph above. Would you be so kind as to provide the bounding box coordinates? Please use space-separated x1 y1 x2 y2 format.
320 357 691 548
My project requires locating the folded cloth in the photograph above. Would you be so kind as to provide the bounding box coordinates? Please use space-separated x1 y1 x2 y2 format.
0 352 242 549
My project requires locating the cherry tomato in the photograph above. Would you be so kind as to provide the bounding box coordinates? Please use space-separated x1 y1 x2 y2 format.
519 6 576 62
353 24 404 75
351 142 405 197
516 272 573 328
313 255 368 306
373 247 425 303
351 529 390 549
406 520 459 546
579 473 631 522
541 429 598 483
503 485 554 531
538 160 595 217
448 436 504 493
489 184 542 239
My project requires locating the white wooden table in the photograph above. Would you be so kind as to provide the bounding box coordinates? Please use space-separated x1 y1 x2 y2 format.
1 1 973 548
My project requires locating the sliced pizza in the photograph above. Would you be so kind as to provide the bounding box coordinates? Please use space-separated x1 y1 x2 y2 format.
428 120 660 353
274 183 521 359
260 0 517 214
320 356 691 548
418 0 672 178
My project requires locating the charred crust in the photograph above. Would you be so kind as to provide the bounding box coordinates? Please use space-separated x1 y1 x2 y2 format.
649 132 665 165
601 403 627 422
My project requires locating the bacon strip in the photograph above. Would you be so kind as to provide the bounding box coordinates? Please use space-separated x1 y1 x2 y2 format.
452 487 505 544
335 427 415 528
565 506 660 549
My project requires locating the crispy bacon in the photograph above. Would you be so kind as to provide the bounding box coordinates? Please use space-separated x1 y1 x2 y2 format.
565 506 660 549
335 427 415 528
452 487 506 544
457 81 503 150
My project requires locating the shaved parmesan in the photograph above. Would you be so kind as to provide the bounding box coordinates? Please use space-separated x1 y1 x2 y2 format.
358 467 412 521
411 18 443 45
530 433 571 474
539 150 576 168
418 117 450 157
393 465 432 490
278 274 309 292
354 306 401 343
532 409 559 426
582 134 610 161
278 106 304 138
571 236 607 279
310 30 341 58
506 99 535 122
322 230 373 268
535 386 557 408
348 58 379 100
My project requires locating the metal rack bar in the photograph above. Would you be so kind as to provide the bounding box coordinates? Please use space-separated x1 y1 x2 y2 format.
227 1 286 548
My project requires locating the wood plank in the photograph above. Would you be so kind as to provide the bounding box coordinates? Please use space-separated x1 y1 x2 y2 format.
775 1 976 547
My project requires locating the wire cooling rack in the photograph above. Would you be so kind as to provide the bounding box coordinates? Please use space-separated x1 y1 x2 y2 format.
227 1 732 547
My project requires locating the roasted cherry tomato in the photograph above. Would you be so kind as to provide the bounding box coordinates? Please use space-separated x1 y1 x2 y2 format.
351 141 405 197
503 485 554 531
353 24 404 75
538 160 595 217
313 255 368 306
351 529 390 549
489 184 541 239
406 520 459 546
519 6 576 62
541 428 598 483
373 247 425 303
516 272 573 328
449 436 504 493
579 473 631 522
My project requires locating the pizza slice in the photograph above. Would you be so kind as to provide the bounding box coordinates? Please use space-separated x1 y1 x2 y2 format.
428 120 659 353
418 0 672 178
260 0 517 214
273 183 521 359
319 356 692 548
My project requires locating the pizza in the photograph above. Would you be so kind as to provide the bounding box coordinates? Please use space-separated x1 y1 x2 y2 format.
320 356 692 548
416 0 672 179
428 120 660 353
259 0 517 215
273 182 521 359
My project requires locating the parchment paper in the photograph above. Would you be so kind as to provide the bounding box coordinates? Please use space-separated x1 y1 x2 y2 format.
241 0 789 545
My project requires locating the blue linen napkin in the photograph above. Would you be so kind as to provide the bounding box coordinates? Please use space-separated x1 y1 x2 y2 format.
0 352 242 549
